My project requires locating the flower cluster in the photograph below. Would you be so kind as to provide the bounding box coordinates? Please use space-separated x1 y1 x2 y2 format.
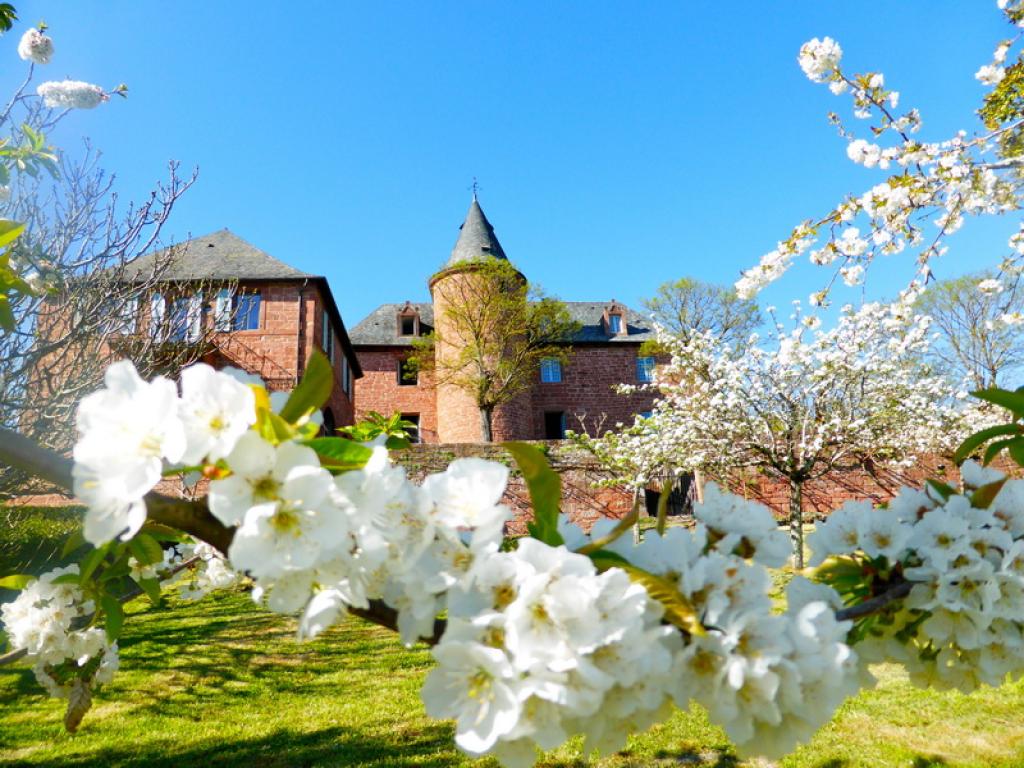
808 461 1024 692
425 539 679 766
17 27 53 65
554 490 861 760
73 361 255 546
798 37 842 83
0 566 118 699
37 79 108 110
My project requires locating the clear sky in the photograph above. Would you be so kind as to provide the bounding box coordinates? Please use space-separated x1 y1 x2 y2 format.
0 1 1012 327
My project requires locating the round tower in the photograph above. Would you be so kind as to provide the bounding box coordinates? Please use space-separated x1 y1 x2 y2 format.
429 197 533 443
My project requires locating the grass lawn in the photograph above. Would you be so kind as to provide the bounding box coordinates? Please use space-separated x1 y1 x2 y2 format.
2 588 1024 768
3 508 1024 767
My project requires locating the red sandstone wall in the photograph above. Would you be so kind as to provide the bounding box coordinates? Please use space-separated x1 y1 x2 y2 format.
530 345 658 438
393 442 635 534
353 347 438 442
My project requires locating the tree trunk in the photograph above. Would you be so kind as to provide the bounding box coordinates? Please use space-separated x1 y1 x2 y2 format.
694 469 706 505
480 407 493 442
789 477 805 570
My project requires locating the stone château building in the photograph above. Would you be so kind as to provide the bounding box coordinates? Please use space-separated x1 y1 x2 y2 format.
349 199 658 443
117 229 362 430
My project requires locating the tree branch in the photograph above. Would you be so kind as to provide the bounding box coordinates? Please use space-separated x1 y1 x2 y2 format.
0 426 445 645
834 580 913 622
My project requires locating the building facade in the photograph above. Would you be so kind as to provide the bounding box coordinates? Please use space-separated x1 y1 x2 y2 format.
349 200 658 443
117 229 362 429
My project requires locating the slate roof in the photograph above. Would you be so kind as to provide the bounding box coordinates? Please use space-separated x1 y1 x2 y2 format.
121 229 313 281
121 229 362 378
349 301 652 347
446 199 508 267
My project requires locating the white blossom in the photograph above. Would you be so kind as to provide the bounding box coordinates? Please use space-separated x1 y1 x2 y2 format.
17 27 53 65
37 80 107 109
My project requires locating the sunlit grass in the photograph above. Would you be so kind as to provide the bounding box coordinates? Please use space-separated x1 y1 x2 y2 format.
2 588 1024 768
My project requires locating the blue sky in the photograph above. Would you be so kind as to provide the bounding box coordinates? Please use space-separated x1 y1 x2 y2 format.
0 1 1011 327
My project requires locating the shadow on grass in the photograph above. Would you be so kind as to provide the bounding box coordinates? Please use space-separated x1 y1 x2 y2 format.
0 723 461 768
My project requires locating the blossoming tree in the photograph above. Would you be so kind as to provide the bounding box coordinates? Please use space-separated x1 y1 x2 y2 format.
577 301 987 568
6 4 1024 767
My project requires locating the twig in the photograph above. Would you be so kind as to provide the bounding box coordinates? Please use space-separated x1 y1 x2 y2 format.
835 580 914 622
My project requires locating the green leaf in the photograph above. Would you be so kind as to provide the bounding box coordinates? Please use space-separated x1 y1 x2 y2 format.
504 442 563 546
925 479 956 502
955 423 1022 464
0 573 33 590
971 478 1007 510
983 437 1019 466
136 577 162 606
49 573 82 585
1009 439 1024 468
0 219 24 250
301 437 373 471
619 563 705 637
61 529 87 558
258 409 296 443
972 388 1024 418
0 293 13 332
279 350 333 424
100 595 124 642
385 435 411 450
586 548 631 570
127 533 164 566
79 545 110 583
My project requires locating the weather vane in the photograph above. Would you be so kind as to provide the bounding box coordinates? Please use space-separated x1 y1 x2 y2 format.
470 177 481 200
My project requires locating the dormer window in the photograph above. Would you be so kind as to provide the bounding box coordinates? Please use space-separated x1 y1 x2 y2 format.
603 300 627 336
397 302 419 337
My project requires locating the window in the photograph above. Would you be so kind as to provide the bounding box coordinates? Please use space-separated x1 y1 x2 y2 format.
544 411 566 440
341 356 350 397
608 313 623 334
322 310 335 364
214 288 232 332
169 294 202 343
400 315 416 336
402 413 421 443
149 292 166 341
232 293 261 331
398 358 418 386
540 357 562 383
637 356 655 383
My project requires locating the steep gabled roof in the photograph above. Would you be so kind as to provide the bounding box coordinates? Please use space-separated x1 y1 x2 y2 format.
445 199 508 267
349 302 435 346
121 229 312 281
349 301 652 347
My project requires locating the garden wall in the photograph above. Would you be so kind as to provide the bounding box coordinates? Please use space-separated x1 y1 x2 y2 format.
392 441 635 535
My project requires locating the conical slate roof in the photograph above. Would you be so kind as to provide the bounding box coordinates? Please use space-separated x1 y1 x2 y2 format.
446 198 508 267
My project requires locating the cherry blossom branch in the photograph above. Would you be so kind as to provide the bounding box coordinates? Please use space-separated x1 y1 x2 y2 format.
0 425 445 644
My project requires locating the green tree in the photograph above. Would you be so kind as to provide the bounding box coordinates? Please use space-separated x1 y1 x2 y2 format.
642 276 760 350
